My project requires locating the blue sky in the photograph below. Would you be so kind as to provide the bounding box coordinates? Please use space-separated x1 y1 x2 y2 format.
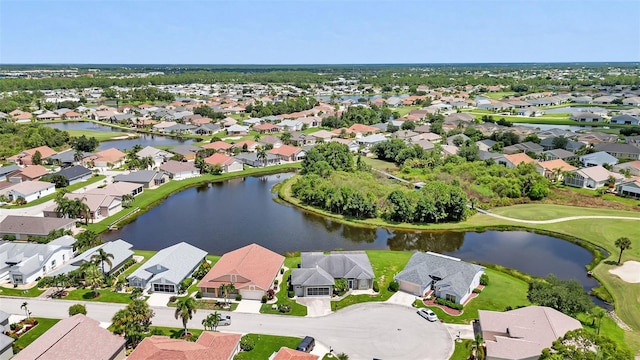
1 0 639 64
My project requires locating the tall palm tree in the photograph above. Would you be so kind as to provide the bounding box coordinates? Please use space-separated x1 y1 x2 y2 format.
84 264 103 297
256 146 267 167
201 311 221 331
21 302 30 319
614 237 632 265
219 283 235 305
591 307 607 335
91 249 115 275
74 149 85 163
174 297 197 337
54 196 71 218
121 194 134 208
75 198 91 224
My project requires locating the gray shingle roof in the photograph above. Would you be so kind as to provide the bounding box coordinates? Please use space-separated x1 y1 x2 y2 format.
395 252 484 298
0 216 76 236
48 239 133 276
114 170 164 183
301 251 374 280
127 242 207 285
292 266 336 287
53 165 92 181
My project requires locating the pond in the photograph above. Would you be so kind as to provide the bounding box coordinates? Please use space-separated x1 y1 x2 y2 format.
103 173 600 291
44 122 195 151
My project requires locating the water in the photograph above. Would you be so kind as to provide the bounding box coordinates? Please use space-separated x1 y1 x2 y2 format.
45 122 195 151
103 173 599 291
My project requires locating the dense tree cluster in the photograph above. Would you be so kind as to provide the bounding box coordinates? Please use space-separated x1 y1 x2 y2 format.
321 105 392 129
385 182 468 223
0 123 70 158
114 87 175 103
193 106 225 120
71 134 99 152
111 299 154 348
245 97 318 117
527 275 593 316
620 126 640 136
540 329 633 360
301 142 354 175
0 91 43 112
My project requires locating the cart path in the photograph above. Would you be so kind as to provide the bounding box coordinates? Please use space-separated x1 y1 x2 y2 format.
476 209 640 224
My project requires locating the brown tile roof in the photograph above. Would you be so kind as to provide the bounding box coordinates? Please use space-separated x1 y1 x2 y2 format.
12 314 125 360
202 141 233 151
537 159 576 172
84 147 126 163
272 347 319 360
128 332 240 360
234 140 257 148
160 160 198 174
504 153 536 166
269 145 302 157
254 123 280 131
0 215 76 236
8 146 57 163
199 243 284 291
204 153 236 166
347 123 380 134
16 165 49 179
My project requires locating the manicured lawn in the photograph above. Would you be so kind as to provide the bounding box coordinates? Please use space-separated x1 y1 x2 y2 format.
483 91 515 100
259 269 307 316
235 333 302 360
333 250 412 311
490 203 640 221
415 268 530 324
3 175 106 209
449 339 474 360
576 312 629 352
394 105 421 117
147 325 203 339
0 285 44 297
361 156 400 172
169 299 239 311
63 288 134 303
13 318 60 352
66 129 129 142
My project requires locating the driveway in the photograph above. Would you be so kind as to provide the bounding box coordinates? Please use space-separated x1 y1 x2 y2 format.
295 297 332 317
147 293 172 307
444 323 475 340
235 299 262 314
0 298 453 360
385 291 418 307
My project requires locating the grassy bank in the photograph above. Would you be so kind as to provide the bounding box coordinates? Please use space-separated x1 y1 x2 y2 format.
65 129 130 142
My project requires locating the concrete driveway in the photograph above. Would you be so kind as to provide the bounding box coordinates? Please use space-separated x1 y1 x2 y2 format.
385 291 419 307
296 297 332 317
235 299 262 314
147 293 172 307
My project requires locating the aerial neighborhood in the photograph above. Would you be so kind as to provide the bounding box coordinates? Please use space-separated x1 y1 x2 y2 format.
0 63 638 360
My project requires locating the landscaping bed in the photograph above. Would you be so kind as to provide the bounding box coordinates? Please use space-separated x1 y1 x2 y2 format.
8 318 60 354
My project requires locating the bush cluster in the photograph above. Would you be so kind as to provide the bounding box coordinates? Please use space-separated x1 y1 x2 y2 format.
435 298 463 310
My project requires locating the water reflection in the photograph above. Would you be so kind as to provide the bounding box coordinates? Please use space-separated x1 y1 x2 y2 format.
387 231 464 252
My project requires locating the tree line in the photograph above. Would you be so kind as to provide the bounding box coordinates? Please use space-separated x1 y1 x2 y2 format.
245 96 318 117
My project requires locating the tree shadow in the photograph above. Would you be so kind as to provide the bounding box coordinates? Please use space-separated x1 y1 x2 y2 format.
603 260 619 266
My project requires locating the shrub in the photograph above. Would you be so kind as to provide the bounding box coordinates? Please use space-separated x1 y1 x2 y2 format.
195 291 203 299
240 336 255 351
473 288 482 294
435 297 463 310
267 289 275 300
179 278 194 294
235 294 242 301
480 274 489 286
287 291 295 298
274 279 279 286
388 281 399 292
68 304 87 316
278 304 291 313
169 296 178 303
261 295 268 304
372 282 379 292
280 268 285 274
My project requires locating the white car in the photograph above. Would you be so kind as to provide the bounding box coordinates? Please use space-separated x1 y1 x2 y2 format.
417 308 438 322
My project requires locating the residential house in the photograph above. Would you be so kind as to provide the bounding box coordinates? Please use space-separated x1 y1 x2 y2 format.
242 118 262 127
128 332 241 360
357 134 387 148
12 314 126 360
536 160 577 181
254 123 281 133
564 166 624 189
476 140 496 152
269 145 305 162
160 160 201 180
203 141 234 153
204 153 244 173
539 137 583 152
165 123 197 135
623 97 640 106
170 145 202 161
579 151 619 167
594 143 640 161
542 148 576 162
86 181 144 198
290 132 316 147
0 238 74 284
198 243 284 300
82 148 126 169
48 239 134 276
329 138 360 153
2 181 55 203
195 123 222 135
136 146 172 167
46 150 93 167
114 170 168 188
0 165 20 182
8 146 57 165
570 112 603 122
9 110 32 122
395 252 484 304
153 121 178 133
127 242 207 293
414 124 432 133
310 130 336 142
0 216 76 241
613 160 640 176
478 306 581 360
271 347 318 360
610 114 640 125
259 136 284 149
277 120 304 132
6 165 49 182
593 95 618 104
62 111 82 120
235 152 280 168
299 116 321 128
577 132 618 145
43 193 121 221
291 251 374 297
226 124 249 136
616 179 640 199
0 333 12 360
234 140 259 152
503 142 544 155
345 123 380 136
50 165 92 185
494 153 536 168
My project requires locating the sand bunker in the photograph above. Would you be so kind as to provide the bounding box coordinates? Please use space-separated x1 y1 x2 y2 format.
609 261 640 283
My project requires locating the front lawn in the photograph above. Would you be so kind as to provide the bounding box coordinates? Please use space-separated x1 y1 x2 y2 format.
415 268 530 324
13 318 60 353
168 299 239 311
333 250 412 311
147 326 203 339
259 269 307 316
449 339 474 360
234 333 302 360
63 288 134 303
0 285 44 297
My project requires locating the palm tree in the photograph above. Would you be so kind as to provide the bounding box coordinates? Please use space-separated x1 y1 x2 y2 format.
280 131 292 145
91 249 115 275
74 230 102 252
54 196 71 218
253 134 261 142
614 237 632 265
84 264 103 297
21 302 30 319
591 307 607 335
256 146 267 167
75 198 91 224
219 283 235 305
174 297 197 337
201 311 221 331
74 149 85 163
121 194 135 208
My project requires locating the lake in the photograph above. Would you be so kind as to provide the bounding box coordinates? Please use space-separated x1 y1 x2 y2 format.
45 122 195 151
103 173 599 290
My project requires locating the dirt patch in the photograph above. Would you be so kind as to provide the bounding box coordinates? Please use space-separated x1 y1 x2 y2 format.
609 261 640 283
544 188 640 212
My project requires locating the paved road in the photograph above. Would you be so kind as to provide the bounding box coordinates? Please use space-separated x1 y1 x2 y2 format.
476 208 640 224
0 297 453 360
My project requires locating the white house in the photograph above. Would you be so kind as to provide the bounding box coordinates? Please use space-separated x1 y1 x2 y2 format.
159 160 201 180
277 120 304 132
3 181 55 203
0 236 74 285
564 166 624 189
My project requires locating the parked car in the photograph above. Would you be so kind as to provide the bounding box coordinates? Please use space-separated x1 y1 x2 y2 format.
417 308 438 322
296 336 315 353
219 315 232 326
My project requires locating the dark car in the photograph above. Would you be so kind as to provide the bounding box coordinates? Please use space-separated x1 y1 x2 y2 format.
296 336 315 353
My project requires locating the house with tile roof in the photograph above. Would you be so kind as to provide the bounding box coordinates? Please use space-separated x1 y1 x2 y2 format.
0 216 76 241
564 166 624 189
202 141 234 152
128 242 207 293
13 314 126 360
269 145 305 162
613 160 640 176
536 160 577 181
136 146 172 167
198 243 284 300
43 193 121 221
494 153 536 168
271 347 319 360
204 153 244 173
395 252 484 304
7 165 49 182
48 239 134 276
7 146 57 166
478 306 581 360
82 148 126 169
128 332 241 360
291 251 374 297
160 160 200 180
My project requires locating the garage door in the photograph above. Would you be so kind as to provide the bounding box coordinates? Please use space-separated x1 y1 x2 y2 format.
306 287 331 296
240 289 264 300
398 281 421 296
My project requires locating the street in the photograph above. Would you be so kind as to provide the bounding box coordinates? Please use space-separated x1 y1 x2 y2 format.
0 297 453 360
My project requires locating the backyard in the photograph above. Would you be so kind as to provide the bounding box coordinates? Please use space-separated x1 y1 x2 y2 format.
12 318 60 354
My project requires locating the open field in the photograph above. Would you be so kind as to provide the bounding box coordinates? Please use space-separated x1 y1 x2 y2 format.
65 129 131 142
482 91 515 100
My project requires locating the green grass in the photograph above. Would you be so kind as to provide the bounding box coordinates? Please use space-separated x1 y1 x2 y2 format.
235 333 302 360
3 175 106 209
483 91 516 100
259 269 307 316
333 250 412 311
576 312 629 353
168 299 239 311
449 339 474 360
361 156 400 172
394 105 421 117
63 288 134 303
66 129 131 142
85 163 302 234
147 325 203 339
0 285 44 297
489 203 640 221
14 318 60 351
414 268 530 324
